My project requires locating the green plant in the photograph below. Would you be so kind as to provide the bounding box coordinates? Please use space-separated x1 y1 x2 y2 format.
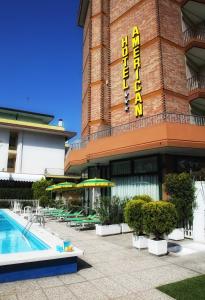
165 173 196 227
97 196 110 225
124 199 146 235
32 178 54 207
119 197 129 223
132 194 153 202
143 201 177 240
97 196 122 225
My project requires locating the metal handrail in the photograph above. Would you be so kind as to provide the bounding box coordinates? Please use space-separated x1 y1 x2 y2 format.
70 113 205 150
187 75 205 91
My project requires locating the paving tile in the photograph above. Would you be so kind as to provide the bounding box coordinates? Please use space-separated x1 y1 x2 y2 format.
43 285 77 300
69 281 108 300
93 262 124 276
58 273 85 285
0 295 18 300
16 289 47 300
115 294 142 300
12 279 40 293
78 267 104 280
0 283 17 296
91 277 131 299
111 273 152 293
36 276 63 288
131 264 198 287
140 288 174 299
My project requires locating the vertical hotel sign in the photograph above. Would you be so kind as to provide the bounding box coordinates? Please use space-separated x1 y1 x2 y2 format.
121 26 143 117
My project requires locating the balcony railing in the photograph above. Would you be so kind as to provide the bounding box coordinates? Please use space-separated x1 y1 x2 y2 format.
70 113 205 150
187 75 205 91
184 26 205 45
44 168 64 176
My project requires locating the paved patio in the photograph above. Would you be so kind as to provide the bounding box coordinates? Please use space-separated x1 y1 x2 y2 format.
1 220 205 300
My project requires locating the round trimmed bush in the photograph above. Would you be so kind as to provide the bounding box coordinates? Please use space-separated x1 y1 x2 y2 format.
132 194 153 202
143 201 177 240
124 200 146 235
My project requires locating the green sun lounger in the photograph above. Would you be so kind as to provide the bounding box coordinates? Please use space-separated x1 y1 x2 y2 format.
54 210 73 219
73 217 100 230
67 214 99 226
75 218 100 225
44 209 64 217
62 210 84 221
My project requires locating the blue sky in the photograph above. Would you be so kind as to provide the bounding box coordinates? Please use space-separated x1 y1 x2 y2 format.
0 0 82 137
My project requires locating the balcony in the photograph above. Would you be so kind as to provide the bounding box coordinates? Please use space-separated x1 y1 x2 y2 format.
65 113 205 173
187 75 205 91
70 113 205 150
184 26 205 47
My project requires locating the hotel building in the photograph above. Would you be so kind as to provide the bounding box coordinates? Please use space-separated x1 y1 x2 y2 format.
65 0 205 202
0 107 75 198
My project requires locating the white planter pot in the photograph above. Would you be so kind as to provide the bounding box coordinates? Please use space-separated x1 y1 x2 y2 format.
121 223 133 233
95 224 121 236
132 235 148 249
148 239 167 256
168 228 184 241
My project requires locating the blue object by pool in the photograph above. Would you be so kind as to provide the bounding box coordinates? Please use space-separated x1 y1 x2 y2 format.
63 241 71 248
0 210 50 254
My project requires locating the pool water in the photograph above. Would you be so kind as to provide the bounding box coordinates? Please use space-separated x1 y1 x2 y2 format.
0 210 50 254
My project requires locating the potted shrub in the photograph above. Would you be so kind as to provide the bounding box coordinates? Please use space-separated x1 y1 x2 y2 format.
124 199 150 248
121 194 152 234
132 194 153 202
165 173 196 241
96 196 121 236
143 201 177 255
119 198 133 233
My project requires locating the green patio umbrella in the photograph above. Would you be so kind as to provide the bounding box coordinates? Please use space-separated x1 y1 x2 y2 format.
46 181 77 192
46 184 58 191
76 178 115 188
76 178 115 209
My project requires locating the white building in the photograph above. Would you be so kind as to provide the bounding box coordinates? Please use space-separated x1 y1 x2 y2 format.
0 107 75 183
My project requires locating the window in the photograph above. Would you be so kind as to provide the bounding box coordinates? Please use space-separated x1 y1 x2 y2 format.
134 156 158 174
7 158 16 172
9 132 18 150
111 160 132 176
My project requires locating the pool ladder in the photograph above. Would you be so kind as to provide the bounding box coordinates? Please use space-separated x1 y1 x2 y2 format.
22 214 45 235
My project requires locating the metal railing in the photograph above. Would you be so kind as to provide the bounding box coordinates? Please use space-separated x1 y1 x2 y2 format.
187 75 205 91
70 113 205 150
184 26 205 45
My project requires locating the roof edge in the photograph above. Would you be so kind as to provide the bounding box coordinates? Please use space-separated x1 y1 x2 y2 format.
77 0 89 27
0 107 54 121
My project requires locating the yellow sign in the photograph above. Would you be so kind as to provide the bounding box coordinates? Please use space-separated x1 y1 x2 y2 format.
121 26 143 117
121 36 129 91
132 26 143 117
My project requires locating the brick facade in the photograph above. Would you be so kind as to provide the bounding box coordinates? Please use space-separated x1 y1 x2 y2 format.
81 0 190 138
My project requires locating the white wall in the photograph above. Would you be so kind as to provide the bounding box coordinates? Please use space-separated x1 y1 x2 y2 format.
20 131 65 175
0 129 9 171
193 181 205 243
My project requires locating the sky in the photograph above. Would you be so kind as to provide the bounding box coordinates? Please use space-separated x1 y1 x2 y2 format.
0 0 82 138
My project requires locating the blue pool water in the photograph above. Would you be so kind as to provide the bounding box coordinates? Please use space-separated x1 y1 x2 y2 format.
0 210 50 254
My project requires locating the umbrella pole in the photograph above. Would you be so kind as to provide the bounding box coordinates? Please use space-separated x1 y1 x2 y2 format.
92 187 95 210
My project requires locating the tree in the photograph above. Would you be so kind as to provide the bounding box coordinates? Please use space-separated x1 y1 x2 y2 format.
165 172 196 228
32 178 53 207
143 201 177 240
124 199 148 235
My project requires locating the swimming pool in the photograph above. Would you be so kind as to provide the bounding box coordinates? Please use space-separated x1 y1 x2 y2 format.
0 210 50 254
0 210 83 283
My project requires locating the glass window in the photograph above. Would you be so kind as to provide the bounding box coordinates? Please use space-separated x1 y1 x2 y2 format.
9 132 18 150
134 156 158 174
111 160 131 176
81 168 88 179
